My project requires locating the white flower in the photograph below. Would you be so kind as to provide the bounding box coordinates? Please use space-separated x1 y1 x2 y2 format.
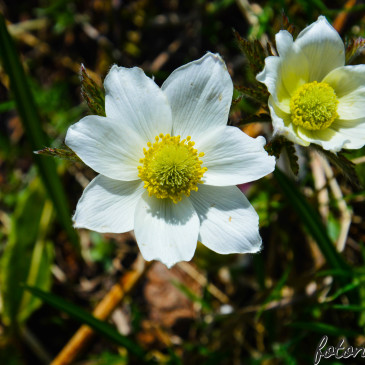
66 53 275 268
257 16 365 152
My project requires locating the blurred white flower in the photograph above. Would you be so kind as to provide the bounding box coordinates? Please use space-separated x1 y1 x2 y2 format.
66 53 275 268
257 16 365 152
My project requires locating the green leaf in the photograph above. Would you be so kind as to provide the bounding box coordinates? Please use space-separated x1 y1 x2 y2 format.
265 136 286 158
34 146 81 162
280 13 298 37
0 179 53 327
265 137 298 175
234 84 269 103
0 14 79 250
274 168 350 273
80 64 106 116
233 29 271 75
232 94 244 105
23 285 146 359
284 141 299 176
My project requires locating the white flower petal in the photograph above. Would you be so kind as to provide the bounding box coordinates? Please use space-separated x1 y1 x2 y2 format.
275 30 294 57
323 65 365 120
256 56 291 112
296 125 349 152
268 96 308 146
104 65 172 143
295 16 345 82
161 52 233 140
189 185 262 254
290 115 365 152
134 193 199 268
66 115 144 181
332 118 365 150
73 175 144 233
257 29 310 104
275 31 310 96
199 126 275 186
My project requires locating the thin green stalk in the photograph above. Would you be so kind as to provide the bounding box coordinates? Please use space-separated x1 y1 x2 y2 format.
274 168 349 272
0 14 79 250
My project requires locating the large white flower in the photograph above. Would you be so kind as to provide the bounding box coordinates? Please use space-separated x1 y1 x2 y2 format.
66 53 275 267
257 16 365 152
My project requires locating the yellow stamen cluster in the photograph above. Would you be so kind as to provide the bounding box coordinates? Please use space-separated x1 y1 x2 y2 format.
138 134 207 203
290 81 338 131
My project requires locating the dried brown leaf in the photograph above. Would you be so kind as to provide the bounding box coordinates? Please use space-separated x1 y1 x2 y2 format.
80 64 105 117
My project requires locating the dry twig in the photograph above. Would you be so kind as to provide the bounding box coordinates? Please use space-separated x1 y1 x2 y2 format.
332 0 357 33
319 155 352 252
51 255 151 365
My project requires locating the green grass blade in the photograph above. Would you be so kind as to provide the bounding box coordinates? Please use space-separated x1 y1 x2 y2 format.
23 285 146 359
0 14 79 249
274 168 350 273
289 321 358 337
330 304 365 311
325 281 361 302
315 269 354 278
0 179 46 326
0 99 15 112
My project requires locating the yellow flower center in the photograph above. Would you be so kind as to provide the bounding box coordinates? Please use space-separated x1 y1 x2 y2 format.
290 81 338 130
138 134 207 203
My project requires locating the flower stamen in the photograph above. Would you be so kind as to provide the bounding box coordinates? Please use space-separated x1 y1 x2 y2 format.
138 134 207 203
290 81 338 130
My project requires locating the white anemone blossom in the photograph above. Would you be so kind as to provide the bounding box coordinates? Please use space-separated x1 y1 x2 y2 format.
257 16 365 152
66 53 275 267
